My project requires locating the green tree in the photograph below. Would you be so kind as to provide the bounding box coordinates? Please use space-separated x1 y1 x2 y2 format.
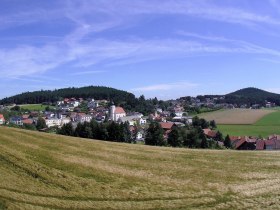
45 106 51 112
168 127 182 147
145 122 165 146
210 120 217 129
224 135 232 149
215 131 224 142
121 122 132 143
200 135 209 149
36 117 47 130
58 123 74 136
11 105 21 112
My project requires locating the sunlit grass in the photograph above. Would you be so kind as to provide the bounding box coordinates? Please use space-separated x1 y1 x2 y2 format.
0 127 280 209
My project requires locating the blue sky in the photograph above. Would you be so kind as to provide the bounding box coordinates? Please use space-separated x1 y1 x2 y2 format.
1 0 280 99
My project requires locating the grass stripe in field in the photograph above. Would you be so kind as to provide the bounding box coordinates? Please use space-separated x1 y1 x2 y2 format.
255 111 280 126
217 124 280 137
19 104 55 111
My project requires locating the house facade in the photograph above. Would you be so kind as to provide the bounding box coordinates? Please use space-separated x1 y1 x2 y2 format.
10 117 23 126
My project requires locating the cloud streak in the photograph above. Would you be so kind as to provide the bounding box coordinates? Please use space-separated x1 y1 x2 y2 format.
132 81 199 92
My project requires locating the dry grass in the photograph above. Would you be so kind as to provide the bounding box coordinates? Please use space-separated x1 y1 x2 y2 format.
198 109 275 125
0 127 280 209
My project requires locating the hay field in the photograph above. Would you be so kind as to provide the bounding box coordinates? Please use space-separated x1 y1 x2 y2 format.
198 109 275 125
1 127 280 209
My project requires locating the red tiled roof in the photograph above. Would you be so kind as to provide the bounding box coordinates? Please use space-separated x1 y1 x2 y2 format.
256 140 265 150
235 139 246 149
230 136 240 141
22 115 30 119
265 139 275 146
22 119 33 125
203 129 211 134
160 122 175 130
115 107 126 114
77 113 86 116
203 129 217 138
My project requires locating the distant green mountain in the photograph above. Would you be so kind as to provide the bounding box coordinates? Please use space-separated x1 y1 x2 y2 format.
225 87 280 106
0 86 137 107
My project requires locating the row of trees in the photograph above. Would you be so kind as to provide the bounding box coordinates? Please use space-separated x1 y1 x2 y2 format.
57 117 232 150
57 120 135 143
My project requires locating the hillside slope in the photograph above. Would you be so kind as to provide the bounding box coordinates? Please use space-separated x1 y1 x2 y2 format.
0 127 280 209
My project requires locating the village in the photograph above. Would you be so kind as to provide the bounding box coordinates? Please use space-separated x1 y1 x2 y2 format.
0 96 279 150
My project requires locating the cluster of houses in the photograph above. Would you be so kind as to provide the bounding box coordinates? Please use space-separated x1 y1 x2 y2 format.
4 97 279 150
230 135 280 150
3 98 191 141
183 96 276 110
203 128 280 150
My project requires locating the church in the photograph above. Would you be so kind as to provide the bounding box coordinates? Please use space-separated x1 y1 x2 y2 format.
110 104 126 121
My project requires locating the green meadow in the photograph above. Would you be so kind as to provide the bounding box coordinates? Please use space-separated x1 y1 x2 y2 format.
0 127 280 209
19 104 55 111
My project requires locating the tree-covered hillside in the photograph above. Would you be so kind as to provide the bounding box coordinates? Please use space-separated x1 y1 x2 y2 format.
0 86 136 106
225 87 280 106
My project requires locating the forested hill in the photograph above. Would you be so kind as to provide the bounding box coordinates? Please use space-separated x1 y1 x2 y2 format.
0 86 137 106
225 87 280 106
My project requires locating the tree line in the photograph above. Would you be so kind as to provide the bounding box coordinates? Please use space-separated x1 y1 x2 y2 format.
57 121 135 143
57 117 232 149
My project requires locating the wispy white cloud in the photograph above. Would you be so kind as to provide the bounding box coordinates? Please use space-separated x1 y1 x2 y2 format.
2 34 280 79
70 70 106 76
132 81 199 92
1 0 280 79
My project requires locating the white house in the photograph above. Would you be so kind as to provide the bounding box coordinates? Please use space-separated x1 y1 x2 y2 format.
75 113 93 123
71 101 80 108
139 118 147 125
88 99 99 109
120 115 146 126
0 114 5 125
110 105 126 121
10 117 23 126
175 112 185 117
45 118 62 128
61 117 71 125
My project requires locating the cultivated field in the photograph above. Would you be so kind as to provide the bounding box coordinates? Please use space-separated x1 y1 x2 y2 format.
1 127 280 209
216 110 280 137
198 109 275 125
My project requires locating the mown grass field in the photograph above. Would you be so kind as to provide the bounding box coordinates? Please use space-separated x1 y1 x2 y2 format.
217 124 280 137
1 127 280 209
19 104 55 111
